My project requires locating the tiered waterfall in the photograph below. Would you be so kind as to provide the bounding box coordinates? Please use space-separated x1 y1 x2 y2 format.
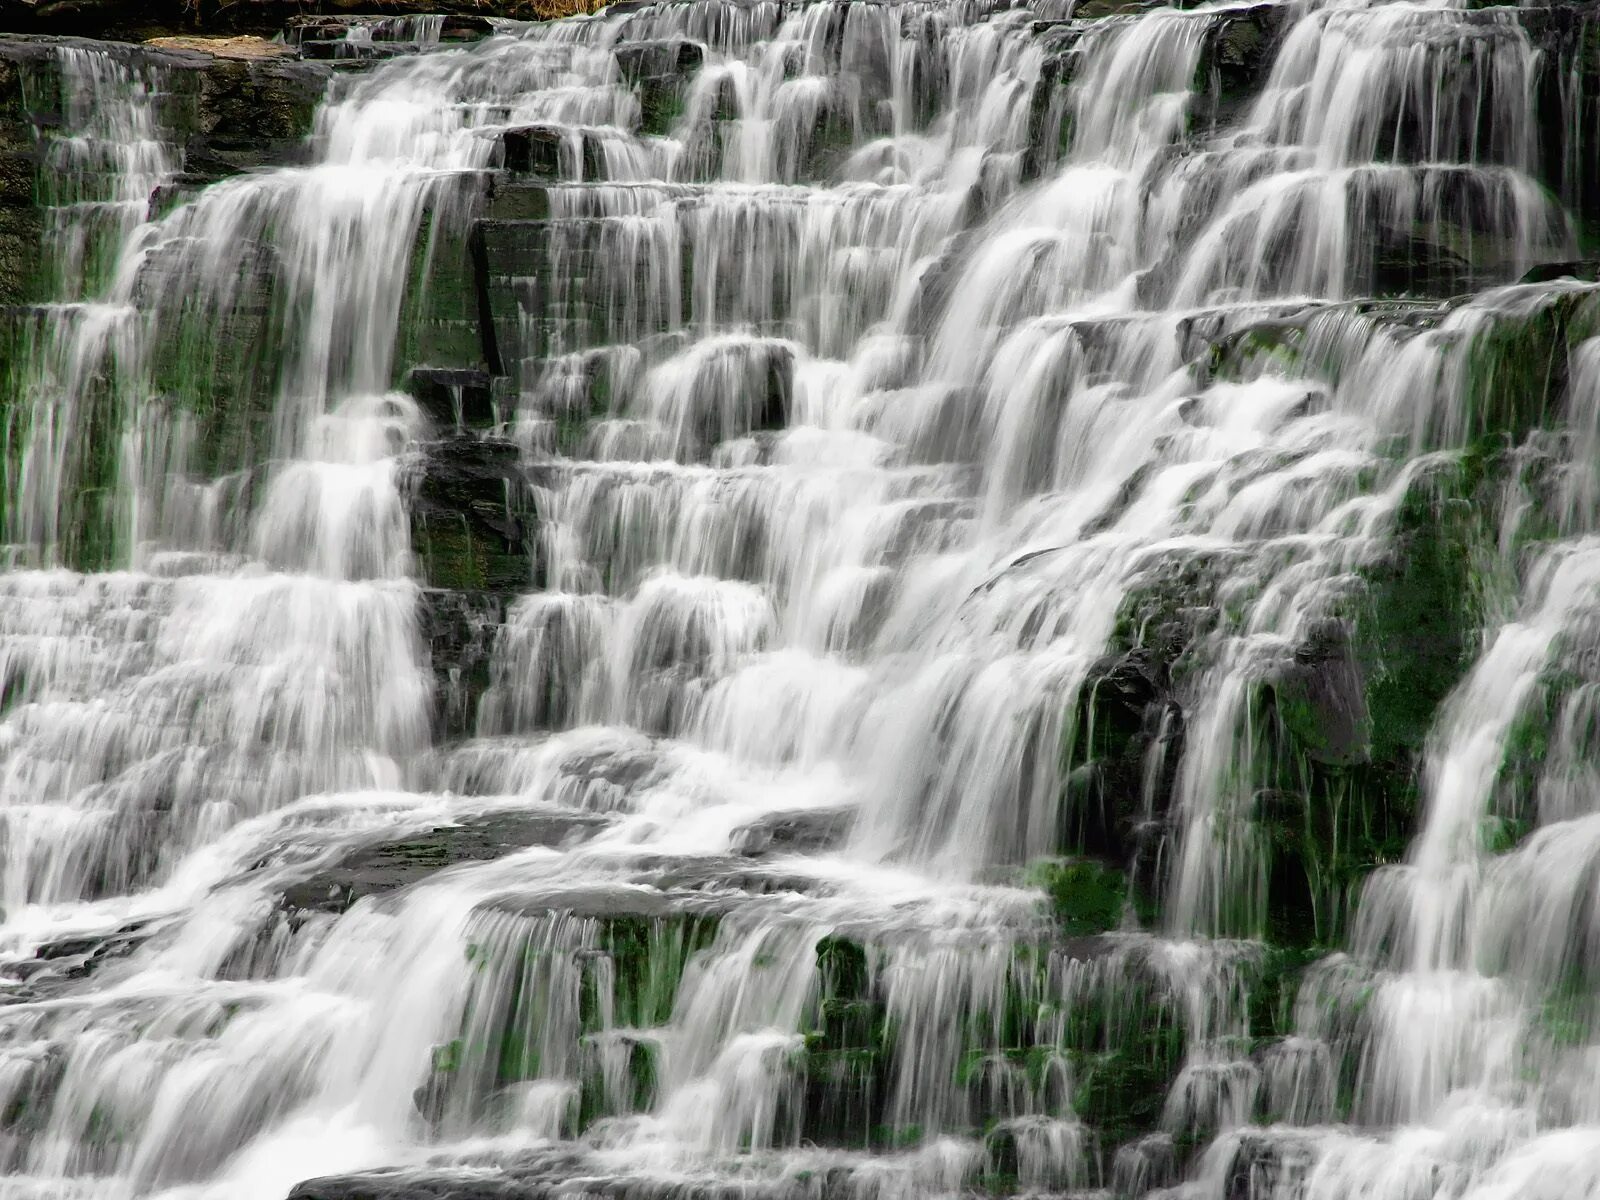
2 2 1600 1200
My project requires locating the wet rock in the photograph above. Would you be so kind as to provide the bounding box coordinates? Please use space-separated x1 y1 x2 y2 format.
641 856 833 898
613 39 703 137
0 37 56 302
498 122 563 175
482 177 551 221
729 806 854 856
285 14 492 57
290 1168 546 1200
1218 1129 1322 1200
1202 4 1280 125
1458 286 1600 441
0 32 326 207
280 809 612 916
1267 618 1371 768
612 38 703 83
0 193 40 304
1370 231 1475 299
292 1153 796 1200
408 367 497 433
1071 0 1162 16
408 435 533 592
419 587 504 738
284 14 489 44
484 884 713 923
1 918 162 997
1520 259 1600 284
1254 465 1483 946
1064 647 1184 884
179 50 328 176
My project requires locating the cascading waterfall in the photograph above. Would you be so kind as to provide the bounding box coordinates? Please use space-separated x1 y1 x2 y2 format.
3 1 1600 1199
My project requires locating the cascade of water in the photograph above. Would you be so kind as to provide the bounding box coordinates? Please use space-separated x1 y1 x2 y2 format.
4 2 1600 1200
2 47 179 564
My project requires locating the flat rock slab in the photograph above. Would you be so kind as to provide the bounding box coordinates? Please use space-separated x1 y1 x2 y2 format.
281 809 612 915
145 34 296 59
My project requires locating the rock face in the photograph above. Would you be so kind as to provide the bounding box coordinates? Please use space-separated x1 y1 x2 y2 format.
0 33 328 303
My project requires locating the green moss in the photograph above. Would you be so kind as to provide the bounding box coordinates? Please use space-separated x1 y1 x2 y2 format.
1252 457 1487 946
1028 859 1127 935
1245 945 1325 1042
1072 1047 1173 1145
413 521 490 591
1533 985 1599 1050
1207 323 1306 383
590 913 719 1030
396 206 490 377
1359 480 1478 763
419 910 717 1131
1434 290 1600 448
636 78 684 138
431 1038 463 1074
801 935 886 1137
1109 550 1236 664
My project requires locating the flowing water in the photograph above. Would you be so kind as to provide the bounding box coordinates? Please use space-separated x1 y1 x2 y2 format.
2 1 1600 1198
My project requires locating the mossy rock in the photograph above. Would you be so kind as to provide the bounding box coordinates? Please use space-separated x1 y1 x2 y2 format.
1253 462 1483 945
409 436 533 591
1457 288 1600 444
1028 859 1128 936
591 912 720 1030
418 906 718 1130
1266 619 1371 769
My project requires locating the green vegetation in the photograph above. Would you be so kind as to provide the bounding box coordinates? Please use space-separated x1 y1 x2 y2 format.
1028 859 1130 935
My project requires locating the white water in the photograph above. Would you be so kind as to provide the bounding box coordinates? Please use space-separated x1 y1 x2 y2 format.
0 3 1598 1200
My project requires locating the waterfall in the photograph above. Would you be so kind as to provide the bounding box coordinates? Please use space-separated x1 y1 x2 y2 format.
2 2 1600 1200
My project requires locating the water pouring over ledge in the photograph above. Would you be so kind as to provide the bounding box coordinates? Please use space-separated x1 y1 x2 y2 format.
3 1 1600 1198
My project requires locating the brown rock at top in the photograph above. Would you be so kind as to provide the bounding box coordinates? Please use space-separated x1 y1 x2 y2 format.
144 34 297 58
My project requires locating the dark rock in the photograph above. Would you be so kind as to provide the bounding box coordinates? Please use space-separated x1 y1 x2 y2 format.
1202 3 1280 126
614 40 704 138
1218 1129 1322 1200
280 809 612 916
182 52 329 176
291 1167 546 1200
1064 646 1184 884
1520 259 1600 285
1 918 163 997
1071 0 1161 16
612 38 703 83
1370 231 1475 300
640 856 833 898
499 123 565 176
729 806 854 856
418 586 504 738
1268 618 1371 768
407 367 497 433
407 435 533 592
